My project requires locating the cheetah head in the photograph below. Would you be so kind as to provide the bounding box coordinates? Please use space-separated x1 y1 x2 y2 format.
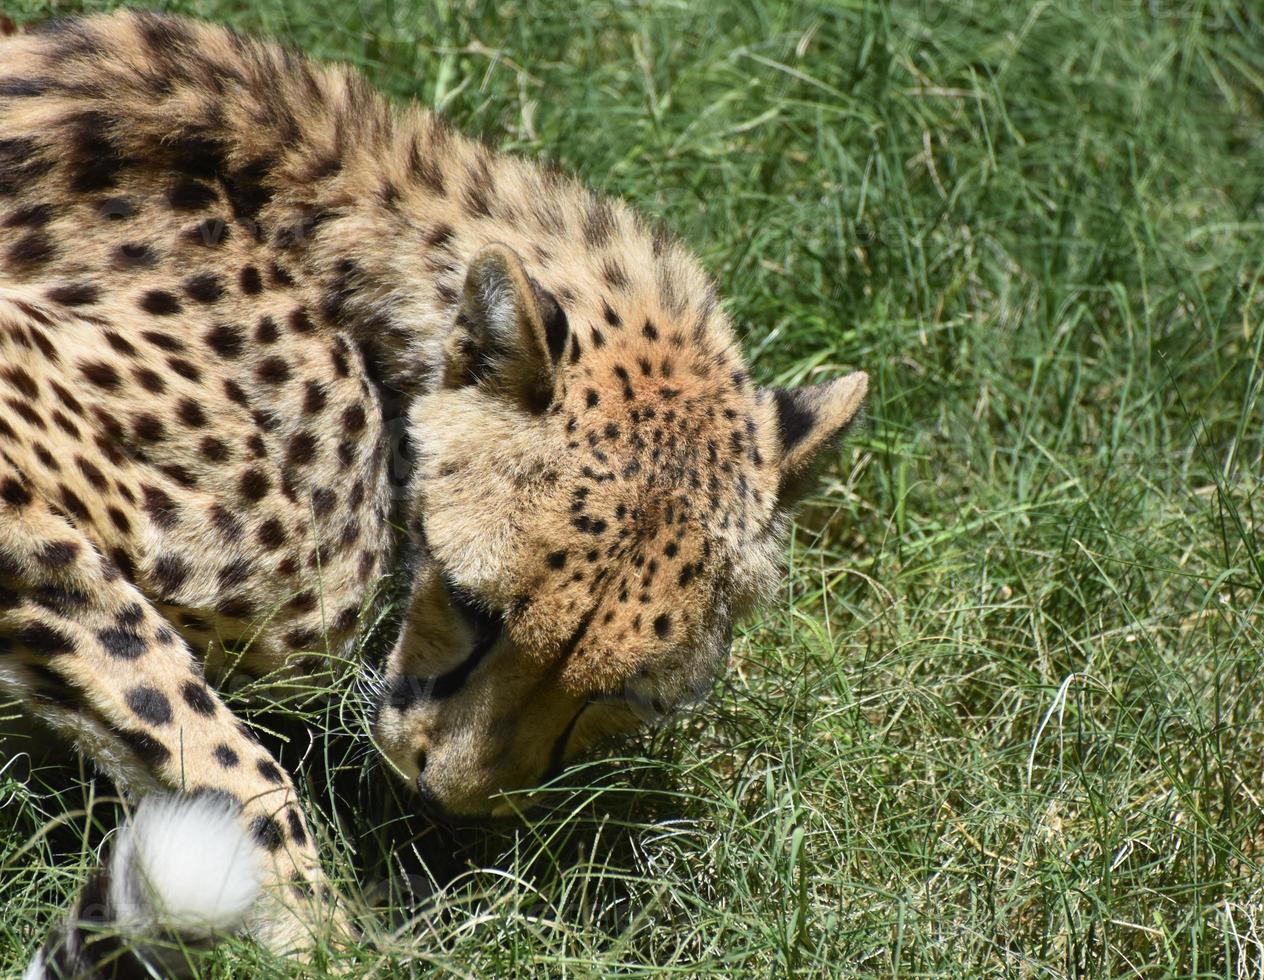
374 243 867 818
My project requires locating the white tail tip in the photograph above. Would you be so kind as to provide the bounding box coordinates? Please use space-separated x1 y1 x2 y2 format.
109 793 262 938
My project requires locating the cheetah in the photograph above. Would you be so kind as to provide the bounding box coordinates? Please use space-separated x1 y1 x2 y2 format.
0 10 868 973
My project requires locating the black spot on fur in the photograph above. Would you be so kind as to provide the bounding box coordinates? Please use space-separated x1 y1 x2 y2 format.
66 110 130 193
168 357 201 382
255 315 279 344
221 156 275 221
205 323 244 359
107 505 132 531
217 595 254 619
287 590 318 613
59 486 89 520
331 338 355 378
0 77 52 98
601 261 629 291
152 555 190 598
286 431 317 466
98 197 135 220
342 403 366 432
101 332 136 358
117 728 170 768
409 139 447 195
181 681 217 716
31 585 89 616
98 626 146 659
0 136 47 196
133 414 165 443
584 198 615 247
239 469 270 502
426 223 454 249
139 290 181 316
334 605 359 633
186 217 229 247
256 356 290 385
117 603 144 628
142 336 183 361
115 242 156 267
125 686 173 725
139 486 177 530
16 623 76 657
166 133 227 180
285 627 320 650
6 232 55 269
250 814 284 851
3 202 55 228
2 366 38 398
217 555 252 589
286 809 307 846
79 361 121 390
257 519 286 549
302 380 328 414
209 504 244 540
168 179 218 212
0 478 31 507
177 398 206 428
184 272 224 303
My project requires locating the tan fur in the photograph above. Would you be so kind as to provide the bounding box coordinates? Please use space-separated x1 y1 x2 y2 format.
0 10 867 951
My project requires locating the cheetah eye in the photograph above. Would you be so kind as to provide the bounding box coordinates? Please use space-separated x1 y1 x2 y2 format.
441 575 503 645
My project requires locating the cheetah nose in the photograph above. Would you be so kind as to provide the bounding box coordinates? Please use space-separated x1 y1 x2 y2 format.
414 751 444 810
414 766 452 824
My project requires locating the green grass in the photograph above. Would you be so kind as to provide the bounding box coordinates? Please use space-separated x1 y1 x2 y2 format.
3 0 1264 975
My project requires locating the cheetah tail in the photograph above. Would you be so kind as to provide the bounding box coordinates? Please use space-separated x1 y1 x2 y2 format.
24 794 261 979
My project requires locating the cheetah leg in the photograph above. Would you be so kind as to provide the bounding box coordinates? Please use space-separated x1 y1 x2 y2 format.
0 488 343 957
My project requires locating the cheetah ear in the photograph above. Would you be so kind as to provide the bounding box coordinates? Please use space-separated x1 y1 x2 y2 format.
766 371 869 505
443 243 569 413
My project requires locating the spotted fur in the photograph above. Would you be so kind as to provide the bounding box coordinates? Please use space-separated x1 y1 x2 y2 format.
0 10 867 961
